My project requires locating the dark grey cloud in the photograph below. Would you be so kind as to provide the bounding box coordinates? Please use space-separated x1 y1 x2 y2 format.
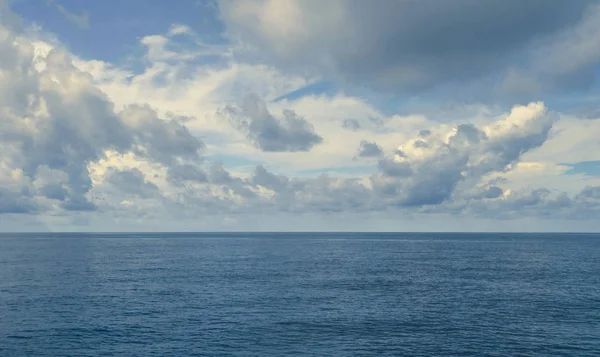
38 183 69 201
221 0 597 96
419 129 432 138
206 162 236 185
250 165 289 192
167 164 208 185
357 140 383 158
578 186 600 200
121 105 205 166
207 162 256 199
225 94 322 152
104 167 160 199
482 186 504 200
62 196 97 212
395 153 468 206
500 4 600 98
377 159 412 178
413 140 429 149
449 124 487 147
0 188 39 214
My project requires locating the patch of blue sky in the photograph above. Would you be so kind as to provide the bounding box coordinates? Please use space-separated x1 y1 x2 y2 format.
11 0 226 64
563 161 600 176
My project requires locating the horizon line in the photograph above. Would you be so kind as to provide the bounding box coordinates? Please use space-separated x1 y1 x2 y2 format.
1 231 599 235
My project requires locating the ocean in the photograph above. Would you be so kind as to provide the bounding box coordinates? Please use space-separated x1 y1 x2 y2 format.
1 233 599 356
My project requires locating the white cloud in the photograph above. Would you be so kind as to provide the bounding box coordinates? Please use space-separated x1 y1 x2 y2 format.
0 20 204 213
525 114 600 163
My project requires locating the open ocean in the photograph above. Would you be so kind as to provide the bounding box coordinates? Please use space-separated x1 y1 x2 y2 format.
1 233 599 356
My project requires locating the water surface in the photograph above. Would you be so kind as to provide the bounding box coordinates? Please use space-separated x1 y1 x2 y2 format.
1 233 599 356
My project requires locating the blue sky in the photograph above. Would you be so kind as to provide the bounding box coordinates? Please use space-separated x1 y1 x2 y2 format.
2 0 600 231
12 0 225 60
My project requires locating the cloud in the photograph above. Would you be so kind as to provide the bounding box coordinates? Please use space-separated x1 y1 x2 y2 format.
223 94 323 152
523 114 600 164
167 164 208 184
342 118 361 131
104 167 161 199
168 24 193 37
206 161 257 199
220 0 594 94
357 140 383 158
181 156 600 222
0 188 39 214
0 21 204 214
47 0 90 30
579 186 600 199
3 2 600 230
501 3 600 97
370 102 554 206
250 165 289 192
119 105 204 166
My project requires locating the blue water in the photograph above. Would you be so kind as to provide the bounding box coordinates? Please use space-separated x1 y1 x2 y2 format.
1 233 599 356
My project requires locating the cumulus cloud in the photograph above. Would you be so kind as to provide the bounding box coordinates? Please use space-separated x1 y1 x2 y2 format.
223 94 323 152
220 0 595 94
0 21 204 214
370 102 554 206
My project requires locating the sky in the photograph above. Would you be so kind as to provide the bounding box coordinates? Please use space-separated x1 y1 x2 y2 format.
1 0 600 232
